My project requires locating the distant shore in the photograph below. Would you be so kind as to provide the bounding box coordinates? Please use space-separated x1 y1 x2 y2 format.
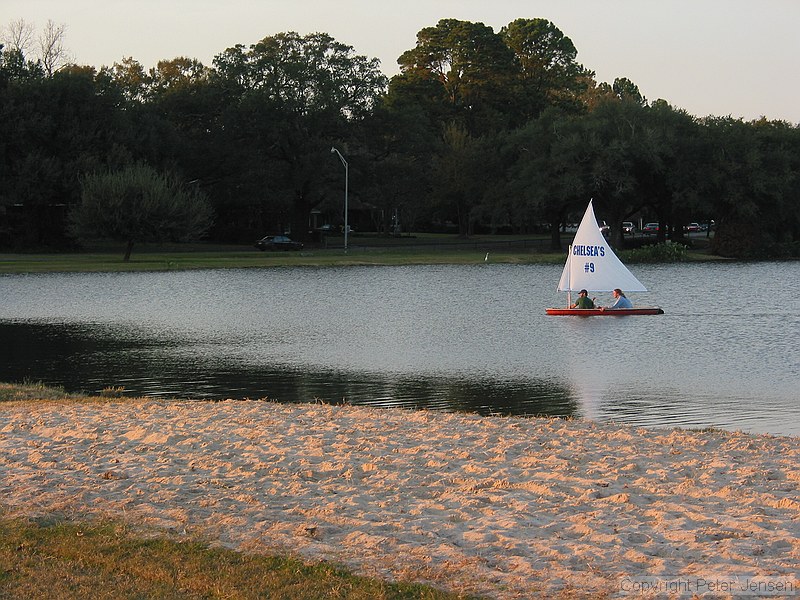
1 396 797 598
0 235 725 274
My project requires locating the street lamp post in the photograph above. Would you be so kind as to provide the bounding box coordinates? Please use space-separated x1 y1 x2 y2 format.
330 147 348 252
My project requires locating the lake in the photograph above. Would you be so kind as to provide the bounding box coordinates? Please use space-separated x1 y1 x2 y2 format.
1 262 798 436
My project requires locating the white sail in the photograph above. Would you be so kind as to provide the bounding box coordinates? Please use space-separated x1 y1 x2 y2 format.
557 200 647 292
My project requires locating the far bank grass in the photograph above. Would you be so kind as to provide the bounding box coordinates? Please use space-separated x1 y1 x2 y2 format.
0 238 717 274
0 246 565 274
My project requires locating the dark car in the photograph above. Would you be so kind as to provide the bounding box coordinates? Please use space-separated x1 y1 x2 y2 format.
623 221 636 235
254 235 304 251
642 222 660 234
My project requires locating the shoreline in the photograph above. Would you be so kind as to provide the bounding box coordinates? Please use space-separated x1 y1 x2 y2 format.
1 398 798 598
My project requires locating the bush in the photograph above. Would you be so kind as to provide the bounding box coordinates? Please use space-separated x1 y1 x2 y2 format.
620 242 689 263
710 220 760 258
69 163 214 261
712 220 800 259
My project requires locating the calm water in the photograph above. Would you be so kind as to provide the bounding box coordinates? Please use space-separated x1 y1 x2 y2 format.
1 262 798 436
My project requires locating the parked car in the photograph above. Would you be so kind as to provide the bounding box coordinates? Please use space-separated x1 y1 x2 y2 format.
623 221 636 235
642 223 660 234
254 235 304 251
598 220 610 236
683 222 701 232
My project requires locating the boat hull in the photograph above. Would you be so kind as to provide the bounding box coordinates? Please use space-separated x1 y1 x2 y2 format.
545 307 664 316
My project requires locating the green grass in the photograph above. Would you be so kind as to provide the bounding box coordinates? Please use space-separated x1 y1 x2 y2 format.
0 516 475 599
0 235 718 274
0 381 78 402
0 244 564 274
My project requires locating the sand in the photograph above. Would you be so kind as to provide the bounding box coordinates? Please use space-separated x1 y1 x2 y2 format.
1 398 798 598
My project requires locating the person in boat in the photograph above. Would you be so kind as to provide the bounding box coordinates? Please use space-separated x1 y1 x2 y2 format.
605 288 633 309
570 289 596 309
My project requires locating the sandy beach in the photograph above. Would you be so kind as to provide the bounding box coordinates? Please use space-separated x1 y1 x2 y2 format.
1 398 798 598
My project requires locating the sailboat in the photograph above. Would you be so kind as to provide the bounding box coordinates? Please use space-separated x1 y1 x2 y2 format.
546 200 664 316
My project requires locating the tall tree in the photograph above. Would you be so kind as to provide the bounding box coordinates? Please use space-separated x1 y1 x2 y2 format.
579 95 664 244
754 120 800 248
506 108 590 249
100 57 151 103
149 56 208 96
393 19 518 135
0 64 128 246
500 18 593 120
210 32 387 240
704 117 799 256
431 122 483 236
359 99 438 235
611 77 644 104
2 18 35 54
147 57 220 177
37 20 69 76
638 100 701 244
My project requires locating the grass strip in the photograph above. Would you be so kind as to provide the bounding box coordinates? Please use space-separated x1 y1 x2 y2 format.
0 381 80 402
0 517 477 599
0 248 564 274
0 244 719 274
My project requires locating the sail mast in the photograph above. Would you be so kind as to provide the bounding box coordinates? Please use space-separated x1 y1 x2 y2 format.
566 245 572 307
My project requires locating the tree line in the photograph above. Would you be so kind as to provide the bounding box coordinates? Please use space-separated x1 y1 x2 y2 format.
1 17 798 258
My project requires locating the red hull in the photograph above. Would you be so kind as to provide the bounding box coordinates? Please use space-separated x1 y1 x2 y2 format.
545 307 664 316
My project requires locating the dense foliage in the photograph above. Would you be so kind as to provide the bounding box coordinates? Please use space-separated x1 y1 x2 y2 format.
1 18 798 258
69 163 214 260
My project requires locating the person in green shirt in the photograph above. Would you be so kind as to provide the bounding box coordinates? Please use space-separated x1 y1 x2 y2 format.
571 289 596 309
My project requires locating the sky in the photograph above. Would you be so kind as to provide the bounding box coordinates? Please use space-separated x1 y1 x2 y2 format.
3 0 798 123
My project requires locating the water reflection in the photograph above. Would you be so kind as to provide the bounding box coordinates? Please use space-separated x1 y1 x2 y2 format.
0 263 798 436
0 320 577 418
